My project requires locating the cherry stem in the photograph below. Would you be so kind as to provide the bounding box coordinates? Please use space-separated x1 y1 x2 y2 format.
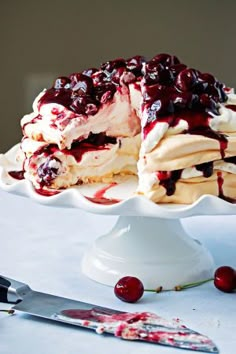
0 309 15 315
145 278 214 293
174 278 213 291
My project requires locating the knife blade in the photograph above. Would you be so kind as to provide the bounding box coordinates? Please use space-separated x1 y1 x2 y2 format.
0 275 218 353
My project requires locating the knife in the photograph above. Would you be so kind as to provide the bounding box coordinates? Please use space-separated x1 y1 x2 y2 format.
0 275 218 353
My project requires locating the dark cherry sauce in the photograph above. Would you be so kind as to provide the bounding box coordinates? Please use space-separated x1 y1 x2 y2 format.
156 170 182 196
225 104 236 112
195 161 213 177
217 171 236 203
217 171 224 197
8 170 25 180
36 134 117 164
224 156 236 164
157 161 215 197
38 88 73 111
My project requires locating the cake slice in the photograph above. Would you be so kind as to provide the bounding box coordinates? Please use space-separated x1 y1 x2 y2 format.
21 134 140 189
20 57 143 190
137 54 236 203
21 58 143 149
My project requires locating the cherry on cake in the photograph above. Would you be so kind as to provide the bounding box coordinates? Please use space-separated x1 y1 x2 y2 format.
17 53 236 203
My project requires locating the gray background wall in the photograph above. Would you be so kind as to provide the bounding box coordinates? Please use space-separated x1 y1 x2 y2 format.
1 0 236 152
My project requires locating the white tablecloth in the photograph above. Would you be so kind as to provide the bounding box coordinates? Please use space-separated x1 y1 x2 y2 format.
0 188 235 354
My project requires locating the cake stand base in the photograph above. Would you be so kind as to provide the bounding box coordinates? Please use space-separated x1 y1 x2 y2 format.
81 216 214 289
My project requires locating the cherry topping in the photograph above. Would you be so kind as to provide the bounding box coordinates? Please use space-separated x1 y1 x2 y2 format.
70 96 98 115
126 55 146 75
175 68 198 91
200 72 216 84
94 83 116 102
170 63 187 76
82 68 98 77
70 73 93 96
111 67 126 85
101 58 126 74
143 84 164 101
121 71 136 85
53 77 71 89
145 64 174 86
145 61 164 75
214 266 236 293
85 103 98 115
151 53 180 67
199 94 219 115
114 276 144 303
172 92 193 110
92 71 107 86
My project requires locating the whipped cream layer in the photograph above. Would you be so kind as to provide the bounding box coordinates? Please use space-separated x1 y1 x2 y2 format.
138 158 236 193
22 85 141 150
138 170 236 204
142 97 236 154
21 135 140 189
139 132 236 173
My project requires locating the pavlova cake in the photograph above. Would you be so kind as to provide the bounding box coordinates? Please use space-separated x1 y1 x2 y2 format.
17 53 236 203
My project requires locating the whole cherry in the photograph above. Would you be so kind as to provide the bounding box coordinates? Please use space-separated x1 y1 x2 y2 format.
53 76 71 89
214 266 236 293
114 276 144 303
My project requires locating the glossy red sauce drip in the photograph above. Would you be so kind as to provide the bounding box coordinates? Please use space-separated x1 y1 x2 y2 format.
8 171 25 180
225 104 236 112
93 183 117 199
38 88 72 111
195 161 214 177
34 188 61 197
132 82 141 91
217 171 224 197
84 182 121 204
156 170 182 196
217 171 236 203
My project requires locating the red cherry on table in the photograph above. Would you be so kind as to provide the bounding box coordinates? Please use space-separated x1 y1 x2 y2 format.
214 266 236 293
114 276 144 303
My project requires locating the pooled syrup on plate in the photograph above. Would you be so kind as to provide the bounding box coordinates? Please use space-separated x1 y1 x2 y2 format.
8 170 25 180
85 182 121 204
34 188 61 197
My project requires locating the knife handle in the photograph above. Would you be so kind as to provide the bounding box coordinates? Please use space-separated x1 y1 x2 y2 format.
0 275 31 303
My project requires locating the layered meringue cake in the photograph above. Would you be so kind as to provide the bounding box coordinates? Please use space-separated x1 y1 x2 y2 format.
15 54 236 203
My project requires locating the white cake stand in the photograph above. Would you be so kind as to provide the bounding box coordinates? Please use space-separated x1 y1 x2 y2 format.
1 145 236 289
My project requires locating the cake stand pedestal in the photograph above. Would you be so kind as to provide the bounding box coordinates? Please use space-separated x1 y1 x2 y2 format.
81 216 213 289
